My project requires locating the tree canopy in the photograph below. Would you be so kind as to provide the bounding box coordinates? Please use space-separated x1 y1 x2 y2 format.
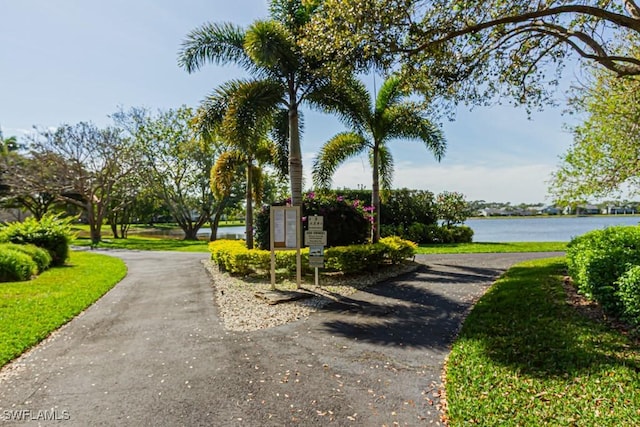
550 58 640 202
306 0 640 108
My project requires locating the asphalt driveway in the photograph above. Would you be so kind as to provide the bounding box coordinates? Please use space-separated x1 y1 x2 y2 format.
0 250 563 426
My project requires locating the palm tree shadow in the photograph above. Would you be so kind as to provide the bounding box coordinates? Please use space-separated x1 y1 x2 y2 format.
316 265 494 350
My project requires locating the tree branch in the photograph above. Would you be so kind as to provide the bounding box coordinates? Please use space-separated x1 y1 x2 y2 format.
408 5 640 53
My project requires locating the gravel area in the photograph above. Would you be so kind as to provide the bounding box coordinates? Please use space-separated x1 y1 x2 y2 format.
203 260 419 332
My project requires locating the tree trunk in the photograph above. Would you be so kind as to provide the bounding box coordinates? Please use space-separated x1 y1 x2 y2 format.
371 147 381 243
288 93 303 207
110 220 120 239
183 228 199 240
88 201 101 245
209 198 227 242
245 162 254 249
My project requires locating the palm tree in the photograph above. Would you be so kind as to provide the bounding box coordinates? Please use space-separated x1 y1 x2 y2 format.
196 79 285 249
313 75 447 242
178 0 344 208
0 128 20 156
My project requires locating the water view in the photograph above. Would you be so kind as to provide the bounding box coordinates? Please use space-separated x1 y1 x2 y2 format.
466 215 640 242
210 215 640 243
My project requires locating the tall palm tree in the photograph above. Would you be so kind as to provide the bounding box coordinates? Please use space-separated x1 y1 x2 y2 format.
313 75 447 242
178 0 343 207
196 79 285 249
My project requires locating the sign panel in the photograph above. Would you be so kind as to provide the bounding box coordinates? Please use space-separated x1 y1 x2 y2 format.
285 209 298 248
308 215 323 231
271 206 299 249
309 245 324 256
305 230 327 246
309 256 324 268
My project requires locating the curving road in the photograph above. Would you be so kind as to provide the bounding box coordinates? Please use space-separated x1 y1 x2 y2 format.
0 250 563 426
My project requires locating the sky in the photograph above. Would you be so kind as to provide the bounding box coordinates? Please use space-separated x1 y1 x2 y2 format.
0 0 581 204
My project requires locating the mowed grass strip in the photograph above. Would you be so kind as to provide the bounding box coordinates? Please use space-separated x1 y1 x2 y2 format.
446 258 640 426
73 235 210 252
0 251 127 367
417 241 567 254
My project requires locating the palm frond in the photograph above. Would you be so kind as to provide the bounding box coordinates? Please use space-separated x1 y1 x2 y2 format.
306 76 372 132
313 132 368 188
376 145 394 196
250 164 264 205
269 109 290 176
385 105 447 162
375 74 405 115
178 22 255 73
244 20 299 74
210 150 244 198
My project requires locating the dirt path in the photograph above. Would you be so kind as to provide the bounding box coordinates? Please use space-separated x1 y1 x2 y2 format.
0 250 562 426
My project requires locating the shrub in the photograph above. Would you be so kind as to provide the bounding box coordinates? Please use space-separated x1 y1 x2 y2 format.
0 243 52 273
449 225 474 243
566 226 640 315
379 188 437 229
0 215 74 266
209 238 416 277
615 265 640 325
379 236 417 263
0 247 38 282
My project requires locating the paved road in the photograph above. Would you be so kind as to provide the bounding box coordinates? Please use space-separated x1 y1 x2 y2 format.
0 250 563 426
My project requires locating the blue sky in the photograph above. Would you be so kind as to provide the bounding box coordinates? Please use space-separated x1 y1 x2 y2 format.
0 0 579 204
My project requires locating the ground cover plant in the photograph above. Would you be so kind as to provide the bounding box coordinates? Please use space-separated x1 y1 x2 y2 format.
446 257 640 426
0 251 127 367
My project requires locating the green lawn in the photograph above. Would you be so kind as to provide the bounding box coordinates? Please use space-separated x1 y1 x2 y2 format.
417 241 567 254
0 251 127 367
446 257 640 426
73 235 210 252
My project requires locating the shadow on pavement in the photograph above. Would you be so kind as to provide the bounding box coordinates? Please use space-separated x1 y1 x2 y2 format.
317 264 493 350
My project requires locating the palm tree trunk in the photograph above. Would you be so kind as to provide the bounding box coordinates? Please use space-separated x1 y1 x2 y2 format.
371 148 381 243
288 93 303 207
245 162 254 249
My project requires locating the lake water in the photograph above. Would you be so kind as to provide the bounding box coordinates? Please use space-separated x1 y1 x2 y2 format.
213 215 640 242
465 215 640 242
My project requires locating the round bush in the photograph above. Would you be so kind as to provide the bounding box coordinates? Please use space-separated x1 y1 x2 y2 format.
615 265 640 325
0 248 38 282
0 243 52 273
0 215 73 266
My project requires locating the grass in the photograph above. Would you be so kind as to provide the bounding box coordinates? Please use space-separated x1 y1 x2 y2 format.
417 241 567 254
0 251 127 368
73 235 210 252
446 257 640 426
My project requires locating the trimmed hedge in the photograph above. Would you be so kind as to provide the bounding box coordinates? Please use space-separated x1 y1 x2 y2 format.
209 237 417 276
0 247 38 282
0 215 73 266
615 265 640 325
380 223 473 244
0 243 52 274
566 225 640 318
